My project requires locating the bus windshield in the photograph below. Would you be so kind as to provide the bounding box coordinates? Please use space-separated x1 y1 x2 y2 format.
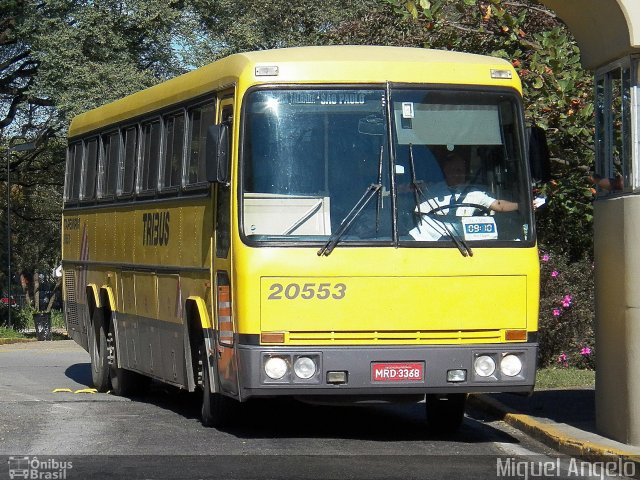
241 87 532 246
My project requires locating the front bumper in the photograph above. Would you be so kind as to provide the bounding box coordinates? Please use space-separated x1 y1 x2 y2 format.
236 343 537 400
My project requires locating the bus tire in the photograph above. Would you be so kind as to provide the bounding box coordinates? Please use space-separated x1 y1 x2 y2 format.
88 311 110 392
107 329 150 397
199 341 234 428
425 393 466 434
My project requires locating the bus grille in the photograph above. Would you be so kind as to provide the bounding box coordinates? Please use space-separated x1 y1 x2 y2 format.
64 270 79 328
286 330 503 345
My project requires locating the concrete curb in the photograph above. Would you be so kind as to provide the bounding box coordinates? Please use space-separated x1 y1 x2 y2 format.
0 337 37 345
468 394 640 464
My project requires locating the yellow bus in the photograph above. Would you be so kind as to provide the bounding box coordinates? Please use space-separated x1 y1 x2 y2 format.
62 46 544 432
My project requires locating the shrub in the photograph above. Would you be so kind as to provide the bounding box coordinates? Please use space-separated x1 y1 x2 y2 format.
537 250 595 368
0 304 33 332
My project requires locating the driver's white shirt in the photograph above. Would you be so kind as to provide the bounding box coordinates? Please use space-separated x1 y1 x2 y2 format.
409 183 496 241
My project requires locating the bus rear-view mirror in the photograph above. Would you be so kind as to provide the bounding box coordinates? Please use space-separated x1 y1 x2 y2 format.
526 125 551 183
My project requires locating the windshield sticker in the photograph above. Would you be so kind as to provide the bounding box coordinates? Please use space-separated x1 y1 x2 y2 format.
272 92 368 106
462 217 498 240
402 102 415 119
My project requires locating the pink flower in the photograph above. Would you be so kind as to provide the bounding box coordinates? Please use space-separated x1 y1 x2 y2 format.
558 353 568 366
551 271 559 278
562 295 572 308
580 347 591 356
553 309 561 317
541 254 550 262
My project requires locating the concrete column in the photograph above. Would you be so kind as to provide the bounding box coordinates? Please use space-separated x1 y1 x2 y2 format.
595 196 640 445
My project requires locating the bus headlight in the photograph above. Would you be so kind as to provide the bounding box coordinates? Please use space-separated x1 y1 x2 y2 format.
500 354 523 377
264 357 288 380
293 357 317 379
474 355 496 377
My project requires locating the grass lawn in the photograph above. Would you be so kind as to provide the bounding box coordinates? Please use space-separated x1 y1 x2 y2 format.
21 310 66 330
0 326 26 339
536 367 595 390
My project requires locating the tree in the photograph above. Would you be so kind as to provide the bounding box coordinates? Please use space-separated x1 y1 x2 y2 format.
178 0 376 64
0 0 189 303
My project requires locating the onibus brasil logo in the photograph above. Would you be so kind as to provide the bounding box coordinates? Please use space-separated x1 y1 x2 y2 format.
8 456 73 479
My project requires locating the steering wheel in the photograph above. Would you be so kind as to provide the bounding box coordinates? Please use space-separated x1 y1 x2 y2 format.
422 202 492 217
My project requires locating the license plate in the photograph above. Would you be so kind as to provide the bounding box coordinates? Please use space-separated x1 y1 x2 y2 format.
371 362 424 382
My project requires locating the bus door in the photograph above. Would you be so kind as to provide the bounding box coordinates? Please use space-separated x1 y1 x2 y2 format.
213 93 238 397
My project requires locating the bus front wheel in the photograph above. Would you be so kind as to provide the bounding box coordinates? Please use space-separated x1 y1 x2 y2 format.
426 393 466 434
199 342 234 428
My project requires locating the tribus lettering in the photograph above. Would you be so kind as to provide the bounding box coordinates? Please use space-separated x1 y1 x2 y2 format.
142 212 170 246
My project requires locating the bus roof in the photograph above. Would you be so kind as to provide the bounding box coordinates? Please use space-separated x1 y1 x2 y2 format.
68 46 520 138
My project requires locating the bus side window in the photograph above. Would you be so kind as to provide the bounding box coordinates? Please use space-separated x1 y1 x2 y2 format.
119 126 138 196
138 119 162 194
161 111 185 190
80 137 99 201
65 141 83 202
187 102 215 187
98 131 120 199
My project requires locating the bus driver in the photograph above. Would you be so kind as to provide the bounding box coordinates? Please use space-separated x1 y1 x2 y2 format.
409 151 519 241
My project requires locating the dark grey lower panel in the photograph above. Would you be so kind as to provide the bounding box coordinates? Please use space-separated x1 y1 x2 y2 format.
236 343 537 400
114 314 189 389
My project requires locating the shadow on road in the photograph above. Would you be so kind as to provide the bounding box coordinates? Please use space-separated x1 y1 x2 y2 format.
64 363 93 388
491 389 596 434
135 384 522 445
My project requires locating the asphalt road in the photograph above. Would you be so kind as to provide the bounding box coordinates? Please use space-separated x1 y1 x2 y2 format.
0 340 578 480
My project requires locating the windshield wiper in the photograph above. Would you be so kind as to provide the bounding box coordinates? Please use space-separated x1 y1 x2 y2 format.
317 183 382 257
408 144 473 257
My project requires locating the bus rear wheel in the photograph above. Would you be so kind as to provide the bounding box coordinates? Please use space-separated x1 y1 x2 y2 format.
425 393 466 434
199 342 234 428
88 313 110 392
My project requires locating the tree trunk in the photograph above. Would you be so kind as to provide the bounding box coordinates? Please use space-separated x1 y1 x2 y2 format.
20 272 32 308
33 270 40 311
46 276 61 313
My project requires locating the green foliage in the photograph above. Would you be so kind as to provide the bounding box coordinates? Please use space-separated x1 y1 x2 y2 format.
0 326 25 339
535 173 594 262
22 0 185 119
180 0 375 64
538 251 594 368
49 310 64 329
0 304 32 331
